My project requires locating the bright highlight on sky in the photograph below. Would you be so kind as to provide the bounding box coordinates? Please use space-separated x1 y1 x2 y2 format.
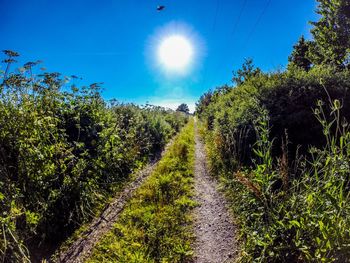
158 35 193 72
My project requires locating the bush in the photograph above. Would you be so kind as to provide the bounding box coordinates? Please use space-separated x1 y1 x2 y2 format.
220 102 350 262
197 65 350 171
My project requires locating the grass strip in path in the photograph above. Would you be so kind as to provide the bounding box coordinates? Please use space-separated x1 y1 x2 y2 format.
86 119 195 263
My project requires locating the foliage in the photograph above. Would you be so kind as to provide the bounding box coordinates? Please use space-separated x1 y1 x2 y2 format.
176 103 190 114
86 120 195 263
217 102 350 262
232 58 261 86
195 91 213 117
0 51 188 262
195 2 350 257
309 0 350 68
288 35 313 71
197 64 350 169
196 62 350 262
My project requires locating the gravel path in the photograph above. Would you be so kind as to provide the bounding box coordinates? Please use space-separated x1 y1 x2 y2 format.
193 125 238 263
56 141 173 263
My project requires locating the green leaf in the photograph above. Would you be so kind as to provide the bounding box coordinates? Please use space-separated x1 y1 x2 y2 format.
319 220 324 231
290 220 301 228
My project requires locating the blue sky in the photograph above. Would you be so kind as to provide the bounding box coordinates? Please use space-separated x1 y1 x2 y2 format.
1 0 318 112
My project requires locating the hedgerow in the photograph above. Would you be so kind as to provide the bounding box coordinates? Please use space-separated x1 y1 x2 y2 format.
196 60 350 263
197 65 350 169
0 51 187 262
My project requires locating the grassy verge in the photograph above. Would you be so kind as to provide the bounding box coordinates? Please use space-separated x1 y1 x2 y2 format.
86 119 195 263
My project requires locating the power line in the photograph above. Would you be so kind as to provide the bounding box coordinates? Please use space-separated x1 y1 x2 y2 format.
212 0 221 34
201 0 272 94
226 0 248 75
201 0 221 97
242 0 272 49
213 0 248 85
230 0 248 38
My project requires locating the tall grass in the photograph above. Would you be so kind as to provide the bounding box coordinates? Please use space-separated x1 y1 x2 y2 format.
203 101 350 262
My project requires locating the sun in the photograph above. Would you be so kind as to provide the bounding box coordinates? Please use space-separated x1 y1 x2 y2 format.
158 35 193 71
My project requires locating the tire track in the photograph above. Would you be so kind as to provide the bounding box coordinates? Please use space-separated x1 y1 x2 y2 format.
56 141 174 263
193 124 238 263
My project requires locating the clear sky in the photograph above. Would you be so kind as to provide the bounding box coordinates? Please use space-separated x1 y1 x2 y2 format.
1 0 318 112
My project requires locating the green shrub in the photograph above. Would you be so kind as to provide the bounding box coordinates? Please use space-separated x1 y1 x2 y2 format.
197 65 350 171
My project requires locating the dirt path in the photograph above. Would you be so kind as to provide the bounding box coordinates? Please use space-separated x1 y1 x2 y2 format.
56 142 173 263
193 125 238 263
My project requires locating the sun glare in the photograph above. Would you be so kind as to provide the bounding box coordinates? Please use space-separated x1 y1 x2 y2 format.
158 35 193 72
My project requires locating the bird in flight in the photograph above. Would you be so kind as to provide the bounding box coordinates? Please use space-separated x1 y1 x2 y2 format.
157 5 165 11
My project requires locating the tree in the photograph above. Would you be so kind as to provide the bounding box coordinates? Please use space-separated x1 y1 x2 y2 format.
232 58 261 85
288 36 313 71
309 0 350 67
176 103 189 114
195 91 212 116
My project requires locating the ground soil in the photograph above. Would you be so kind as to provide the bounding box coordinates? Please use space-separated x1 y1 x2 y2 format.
192 125 239 263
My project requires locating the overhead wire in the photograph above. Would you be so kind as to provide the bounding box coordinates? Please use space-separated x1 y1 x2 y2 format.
242 0 272 49
212 0 221 34
213 0 248 85
202 0 272 95
201 0 221 96
221 0 272 87
230 0 248 38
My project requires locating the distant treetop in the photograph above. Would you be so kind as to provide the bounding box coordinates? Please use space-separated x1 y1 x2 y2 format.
176 103 190 114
